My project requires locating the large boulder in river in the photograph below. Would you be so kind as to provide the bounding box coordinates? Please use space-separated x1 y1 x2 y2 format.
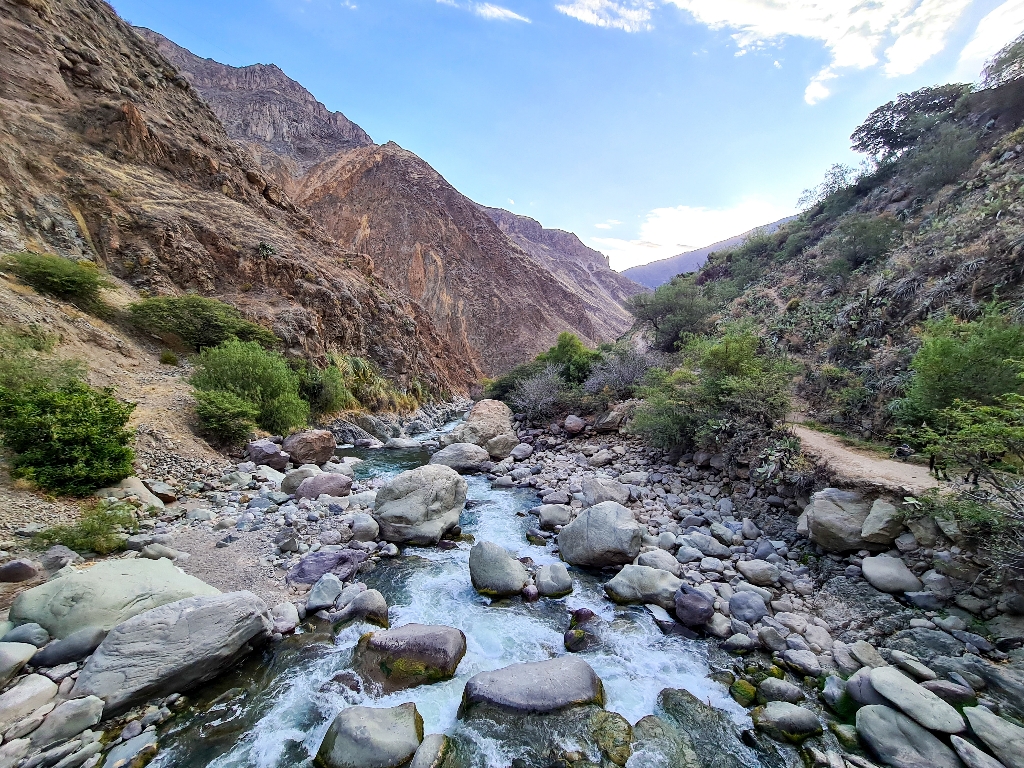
354 624 467 692
803 488 873 552
462 657 604 714
484 433 519 460
9 559 219 639
373 465 467 545
443 400 513 447
71 591 271 715
557 502 641 568
317 703 423 768
282 429 337 465
604 565 681 610
469 542 528 596
429 443 490 473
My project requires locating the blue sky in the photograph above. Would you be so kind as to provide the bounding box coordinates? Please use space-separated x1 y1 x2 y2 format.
113 0 1024 270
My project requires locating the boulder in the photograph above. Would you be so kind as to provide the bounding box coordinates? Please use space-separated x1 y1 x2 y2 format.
295 473 352 500
444 400 513 447
29 695 103 749
282 429 337 465
469 542 528 597
71 591 271 715
557 502 641 567
582 478 629 507
31 627 106 668
758 678 804 704
0 643 36 687
538 504 572 530
869 667 964 733
410 734 449 768
751 702 822 743
116 477 164 509
246 438 290 470
9 558 218 638
805 488 873 552
332 589 390 628
856 705 963 768
861 499 904 545
385 438 422 449
636 548 681 576
0 559 37 583
594 408 625 433
373 465 467 545
604 565 681 610
0 675 57 730
509 444 534 461
484 433 519 460
281 466 320 495
862 556 924 594
964 706 1024 768
287 549 367 584
3 623 48 647
316 703 423 768
142 480 177 504
736 559 780 586
354 624 466 691
536 563 573 597
783 649 822 677
351 513 380 542
462 657 604 714
729 591 768 624
429 443 490 473
563 415 586 435
847 666 888 705
101 731 158 768
950 736 1006 768
674 587 714 627
306 574 344 613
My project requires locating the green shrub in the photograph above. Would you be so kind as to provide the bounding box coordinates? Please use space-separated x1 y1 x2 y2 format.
627 277 715 352
0 379 136 495
486 359 547 401
907 123 979 193
296 361 359 417
129 295 278 352
332 354 419 412
850 84 970 159
193 389 259 445
191 339 309 435
159 350 179 366
536 332 603 384
820 214 901 271
6 253 106 305
36 500 139 555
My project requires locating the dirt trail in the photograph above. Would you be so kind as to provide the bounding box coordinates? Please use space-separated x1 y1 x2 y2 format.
790 423 941 496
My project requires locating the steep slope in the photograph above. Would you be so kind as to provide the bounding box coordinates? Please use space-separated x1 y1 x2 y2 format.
623 216 795 289
140 32 636 374
481 206 646 335
0 0 466 393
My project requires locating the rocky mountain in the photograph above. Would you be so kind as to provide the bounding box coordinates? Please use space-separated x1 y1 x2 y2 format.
0 0 464 393
139 30 642 375
623 216 795 289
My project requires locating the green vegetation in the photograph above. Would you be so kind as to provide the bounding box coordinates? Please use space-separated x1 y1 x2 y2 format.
850 84 969 160
536 331 603 384
159 350 179 366
6 253 107 306
331 354 420 413
193 389 259 445
626 276 714 351
36 500 139 555
128 295 278 352
818 214 902 276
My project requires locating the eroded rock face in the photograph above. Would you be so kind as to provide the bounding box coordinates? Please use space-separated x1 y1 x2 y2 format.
557 502 641 568
462 658 604 714
71 592 271 715
373 465 467 545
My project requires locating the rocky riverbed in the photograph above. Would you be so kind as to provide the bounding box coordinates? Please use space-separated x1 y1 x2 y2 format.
0 399 1021 768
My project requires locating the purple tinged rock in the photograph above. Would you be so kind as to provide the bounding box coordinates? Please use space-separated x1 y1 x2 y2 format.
246 439 290 470
674 587 714 627
0 560 38 583
295 473 352 500
729 591 768 624
287 550 367 584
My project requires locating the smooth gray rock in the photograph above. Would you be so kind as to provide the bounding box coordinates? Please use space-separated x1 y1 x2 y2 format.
316 703 423 768
862 499 904 544
682 532 731 558
71 591 271 715
822 676 848 710
484 433 519 460
0 643 37 687
856 705 964 768
581 477 629 507
102 731 158 768
0 674 58 730
295 473 352 500
675 587 715 627
736 559 780 586
373 465 467 545
287 549 367 584
332 589 389 628
752 701 822 743
604 565 681 610
729 591 767 624
30 696 103 749
805 488 872 552
950 736 1007 768
848 666 888 705
536 563 572 597
385 438 422 450
509 444 534 462
783 649 822 677
409 734 449 768
537 504 572 530
9 559 219 638
862 556 924 594
462 657 603 714
280 466 320 495
32 627 106 668
350 513 380 542
306 574 344 613
964 706 1024 768
636 548 681 576
557 501 641 567
429 443 490 473
355 624 466 690
3 623 48 647
469 542 528 597
758 678 805 703
723 634 756 652
869 666 965 733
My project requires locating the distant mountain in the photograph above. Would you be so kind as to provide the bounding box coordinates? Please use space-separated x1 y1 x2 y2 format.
622 216 797 289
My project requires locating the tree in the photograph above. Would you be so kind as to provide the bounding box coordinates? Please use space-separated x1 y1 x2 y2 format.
626 277 714 352
536 332 602 384
851 84 970 159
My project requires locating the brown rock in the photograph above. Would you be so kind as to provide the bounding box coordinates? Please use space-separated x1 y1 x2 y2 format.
282 430 337 465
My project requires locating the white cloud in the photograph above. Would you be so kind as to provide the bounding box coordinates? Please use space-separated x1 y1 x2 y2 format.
955 0 1024 82
555 0 655 32
588 199 794 271
594 218 622 229
475 2 531 21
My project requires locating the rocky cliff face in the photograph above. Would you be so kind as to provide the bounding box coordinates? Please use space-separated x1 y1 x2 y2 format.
135 32 641 375
0 0 466 393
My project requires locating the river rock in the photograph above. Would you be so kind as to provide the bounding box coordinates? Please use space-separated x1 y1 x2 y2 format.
682 532 731 558
536 563 572 597
332 589 389 628
861 499 904 544
752 701 822 743
869 667 964 733
246 438 290 470
3 623 48 647
950 736 1007 768
509 443 534 462
564 415 586 435
0 559 37 583
604 565 681 610
281 465 320 495
469 542 528 597
429 443 490 473
444 400 513 447
0 643 36 687
351 513 380 542
758 678 805 704
862 556 923 594
582 478 629 507
9 559 219 638
306 574 344 612
783 649 822 677
71 591 271 715
484 433 519 460
848 666 888 705
856 705 963 768
736 559 780 586
0 675 57 730
287 549 367 584
557 502 641 567
636 548 681 576
538 504 572 530
282 430 337 465
729 591 767 624
354 624 466 691
317 703 423 768
29 696 103 749
964 706 1024 768
385 438 422 449
31 627 106 668
102 730 158 768
373 465 467 545
675 587 715 627
462 657 604 714
805 488 873 552
295 473 352 500
410 734 449 768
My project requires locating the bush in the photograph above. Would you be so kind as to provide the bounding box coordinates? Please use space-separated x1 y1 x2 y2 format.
983 32 1024 88
36 500 139 555
536 332 602 384
191 339 309 435
485 359 547 401
6 253 106 305
627 277 715 352
332 355 419 412
159 350 179 366
507 364 564 421
906 123 979 193
129 295 279 352
584 349 657 399
820 214 902 271
0 379 136 495
850 84 970 159
296 361 359 417
193 389 259 445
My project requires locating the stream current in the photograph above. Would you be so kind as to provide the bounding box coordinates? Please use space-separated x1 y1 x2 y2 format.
151 420 754 768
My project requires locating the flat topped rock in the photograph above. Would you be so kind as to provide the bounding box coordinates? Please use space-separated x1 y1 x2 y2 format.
869 667 965 733
462 657 604 714
355 624 467 692
964 706 1024 768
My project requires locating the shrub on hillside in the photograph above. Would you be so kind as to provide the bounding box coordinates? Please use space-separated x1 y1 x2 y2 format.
296 360 359 417
6 253 106 305
128 295 278 352
485 359 547 401
193 389 259 445
627 277 715 352
36 500 139 555
906 123 979 193
819 214 902 272
333 354 419 412
507 364 563 421
191 339 309 435
584 349 657 399
850 84 970 159
536 332 603 384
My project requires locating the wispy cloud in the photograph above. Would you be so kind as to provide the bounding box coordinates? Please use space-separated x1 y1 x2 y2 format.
594 218 622 229
555 0 655 32
955 0 1024 82
437 0 530 22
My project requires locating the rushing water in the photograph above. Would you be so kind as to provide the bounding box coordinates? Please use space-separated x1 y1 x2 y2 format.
153 421 752 768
